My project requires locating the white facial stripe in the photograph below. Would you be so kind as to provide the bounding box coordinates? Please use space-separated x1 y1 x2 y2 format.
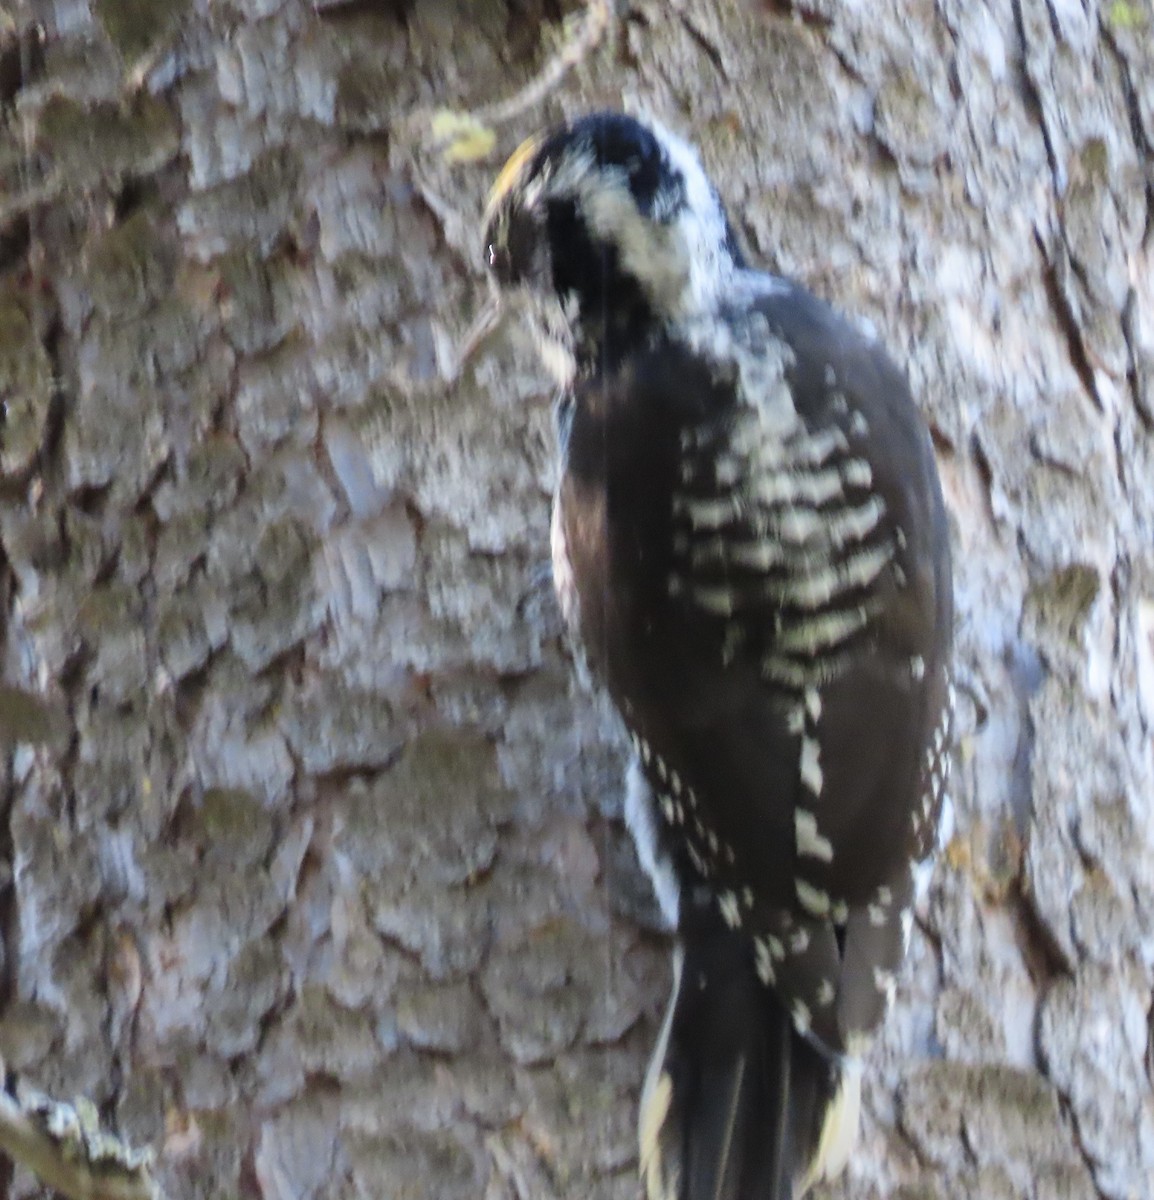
537 118 739 320
645 114 738 309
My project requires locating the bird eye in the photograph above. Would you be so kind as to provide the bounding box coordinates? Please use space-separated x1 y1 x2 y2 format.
487 240 514 282
486 207 539 285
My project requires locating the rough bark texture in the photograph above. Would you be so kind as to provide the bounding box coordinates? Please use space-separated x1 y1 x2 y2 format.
0 1 1151 1198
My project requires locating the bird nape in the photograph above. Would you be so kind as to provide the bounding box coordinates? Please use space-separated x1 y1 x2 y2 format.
482 110 953 1200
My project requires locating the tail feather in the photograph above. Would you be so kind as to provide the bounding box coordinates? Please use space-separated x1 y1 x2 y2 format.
640 927 853 1200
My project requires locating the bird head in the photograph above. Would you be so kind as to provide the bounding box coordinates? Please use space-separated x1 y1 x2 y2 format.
481 112 743 379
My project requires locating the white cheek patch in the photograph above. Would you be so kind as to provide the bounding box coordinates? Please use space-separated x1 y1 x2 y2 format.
581 183 689 306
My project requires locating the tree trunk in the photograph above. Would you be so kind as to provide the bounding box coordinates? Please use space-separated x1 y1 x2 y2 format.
0 1 1151 1197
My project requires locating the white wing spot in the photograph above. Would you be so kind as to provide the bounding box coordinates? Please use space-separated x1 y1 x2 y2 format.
748 465 846 509
827 496 885 548
789 926 811 954
838 542 895 592
777 506 826 545
791 1000 813 1035
712 455 743 487
755 938 775 984
795 809 834 862
816 979 836 1007
718 890 742 929
804 686 822 721
785 425 850 468
687 843 708 876
840 457 873 488
796 879 831 916
775 605 874 655
673 494 740 530
686 583 737 616
873 967 897 1006
800 736 823 796
722 540 786 571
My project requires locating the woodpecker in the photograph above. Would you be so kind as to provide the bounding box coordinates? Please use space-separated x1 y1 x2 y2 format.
482 112 953 1200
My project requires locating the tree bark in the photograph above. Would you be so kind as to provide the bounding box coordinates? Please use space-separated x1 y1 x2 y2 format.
0 1 1151 1198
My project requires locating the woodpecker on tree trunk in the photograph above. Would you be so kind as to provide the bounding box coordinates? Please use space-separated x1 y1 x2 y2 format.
482 110 954 1200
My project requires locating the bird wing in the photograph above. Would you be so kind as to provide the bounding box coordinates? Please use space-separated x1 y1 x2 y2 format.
655 282 951 1055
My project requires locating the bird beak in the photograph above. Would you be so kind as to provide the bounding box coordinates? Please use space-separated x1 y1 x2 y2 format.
483 132 544 228
460 133 545 380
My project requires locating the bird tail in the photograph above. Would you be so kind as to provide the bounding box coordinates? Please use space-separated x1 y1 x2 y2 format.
638 926 861 1200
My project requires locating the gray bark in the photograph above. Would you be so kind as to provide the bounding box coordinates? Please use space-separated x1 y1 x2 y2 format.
0 1 1151 1198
